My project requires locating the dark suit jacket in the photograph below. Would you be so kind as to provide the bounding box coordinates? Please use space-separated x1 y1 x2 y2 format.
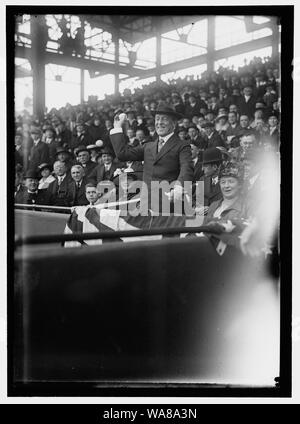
87 162 120 185
67 178 89 206
207 131 225 149
15 147 24 167
110 131 194 213
47 175 72 206
70 132 94 150
15 188 52 207
193 158 204 183
47 140 60 165
237 95 257 119
81 160 97 178
29 141 50 171
225 124 242 138
199 174 222 206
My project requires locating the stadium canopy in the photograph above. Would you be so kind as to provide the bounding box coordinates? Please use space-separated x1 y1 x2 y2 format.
15 14 280 118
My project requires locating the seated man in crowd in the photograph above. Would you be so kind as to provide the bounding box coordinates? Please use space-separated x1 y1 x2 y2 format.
76 146 97 177
87 147 120 185
15 170 51 206
202 122 225 149
55 147 74 173
47 160 72 207
85 182 100 206
67 164 89 206
196 147 223 213
187 125 207 150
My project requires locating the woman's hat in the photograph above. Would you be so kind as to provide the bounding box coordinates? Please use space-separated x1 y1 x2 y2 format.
38 163 52 172
219 162 244 181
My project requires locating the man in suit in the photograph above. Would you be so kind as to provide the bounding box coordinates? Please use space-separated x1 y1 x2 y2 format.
15 170 51 206
188 125 207 151
237 85 257 120
70 122 93 150
47 161 72 206
190 140 204 183
67 164 89 206
76 146 97 178
15 130 24 168
265 113 280 151
197 148 223 212
202 122 225 149
28 127 50 171
87 147 120 185
44 127 59 165
110 103 194 215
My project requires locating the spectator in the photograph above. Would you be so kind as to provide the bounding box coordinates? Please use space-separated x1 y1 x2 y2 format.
75 146 97 177
55 147 74 173
67 164 89 206
204 161 248 251
38 163 56 190
47 161 72 207
202 122 225 149
28 127 50 171
15 130 24 168
198 147 223 210
88 147 120 185
237 85 257 119
15 169 51 206
85 182 100 206
71 121 93 150
44 127 59 165
88 114 105 142
187 125 207 150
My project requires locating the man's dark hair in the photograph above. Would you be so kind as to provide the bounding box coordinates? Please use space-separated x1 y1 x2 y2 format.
85 182 97 191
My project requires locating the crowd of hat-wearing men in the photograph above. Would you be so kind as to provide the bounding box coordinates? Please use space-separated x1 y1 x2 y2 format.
14 55 280 223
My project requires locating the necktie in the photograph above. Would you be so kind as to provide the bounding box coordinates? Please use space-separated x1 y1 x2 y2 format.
157 138 165 153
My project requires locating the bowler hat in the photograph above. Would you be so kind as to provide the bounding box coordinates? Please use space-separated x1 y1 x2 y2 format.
154 102 183 119
24 170 39 179
202 147 223 164
76 145 89 156
55 147 70 156
202 122 215 129
30 127 42 135
100 146 114 156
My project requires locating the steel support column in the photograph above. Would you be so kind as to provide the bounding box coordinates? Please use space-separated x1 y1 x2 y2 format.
156 20 162 81
30 15 46 120
272 21 280 58
80 18 85 103
207 16 216 74
80 69 85 103
114 23 120 94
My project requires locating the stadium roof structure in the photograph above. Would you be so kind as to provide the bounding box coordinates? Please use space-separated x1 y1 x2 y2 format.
84 15 201 45
13 13 280 117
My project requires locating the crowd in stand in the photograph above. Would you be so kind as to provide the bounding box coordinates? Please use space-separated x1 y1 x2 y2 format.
14 55 280 229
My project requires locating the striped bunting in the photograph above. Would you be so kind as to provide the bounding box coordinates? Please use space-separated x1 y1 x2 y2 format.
64 200 204 247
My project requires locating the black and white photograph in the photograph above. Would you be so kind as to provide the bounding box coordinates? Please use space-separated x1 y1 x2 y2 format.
4 2 298 404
